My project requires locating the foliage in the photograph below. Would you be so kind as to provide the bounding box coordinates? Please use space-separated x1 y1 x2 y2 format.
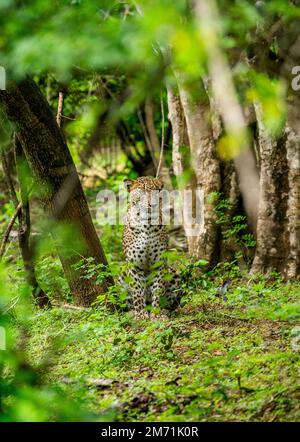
17 276 300 422
1 204 299 422
215 194 256 263
1 0 297 136
0 265 101 421
0 0 299 423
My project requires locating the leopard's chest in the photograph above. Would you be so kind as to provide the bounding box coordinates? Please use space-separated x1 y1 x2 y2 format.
123 225 167 270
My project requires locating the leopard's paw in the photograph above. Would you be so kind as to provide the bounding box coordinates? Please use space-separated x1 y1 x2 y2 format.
134 311 149 320
149 311 169 321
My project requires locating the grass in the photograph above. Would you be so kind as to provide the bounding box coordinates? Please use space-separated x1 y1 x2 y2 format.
24 277 300 422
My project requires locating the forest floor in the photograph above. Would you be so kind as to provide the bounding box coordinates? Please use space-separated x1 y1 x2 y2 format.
25 277 300 422
2 178 299 421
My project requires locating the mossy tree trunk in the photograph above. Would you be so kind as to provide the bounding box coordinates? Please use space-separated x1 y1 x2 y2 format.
0 78 113 306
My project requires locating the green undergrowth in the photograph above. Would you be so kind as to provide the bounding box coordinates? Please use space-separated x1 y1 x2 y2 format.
23 278 300 422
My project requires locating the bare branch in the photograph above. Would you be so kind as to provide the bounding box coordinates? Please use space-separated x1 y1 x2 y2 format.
56 92 64 128
156 91 165 178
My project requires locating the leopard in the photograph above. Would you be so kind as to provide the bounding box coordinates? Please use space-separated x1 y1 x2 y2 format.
122 176 181 319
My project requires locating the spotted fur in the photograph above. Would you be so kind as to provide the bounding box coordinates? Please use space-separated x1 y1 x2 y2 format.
122 176 181 319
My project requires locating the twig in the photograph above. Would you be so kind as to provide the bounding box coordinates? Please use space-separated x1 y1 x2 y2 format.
156 91 165 178
0 202 22 259
62 114 76 121
218 312 251 322
56 92 64 128
51 302 90 312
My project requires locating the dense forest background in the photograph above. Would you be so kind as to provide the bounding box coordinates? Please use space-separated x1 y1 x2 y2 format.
0 0 299 422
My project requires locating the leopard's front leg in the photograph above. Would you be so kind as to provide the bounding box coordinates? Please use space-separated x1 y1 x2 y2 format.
148 269 167 318
128 267 148 319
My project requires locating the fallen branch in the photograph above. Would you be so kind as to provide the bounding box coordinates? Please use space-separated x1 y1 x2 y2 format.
0 202 22 259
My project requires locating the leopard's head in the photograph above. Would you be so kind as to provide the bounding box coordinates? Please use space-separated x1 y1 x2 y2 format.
124 176 164 226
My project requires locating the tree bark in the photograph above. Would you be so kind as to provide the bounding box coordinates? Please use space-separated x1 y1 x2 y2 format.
285 96 300 278
168 81 255 268
167 87 197 252
251 103 289 275
249 18 300 279
176 81 221 265
0 78 113 306
203 78 242 263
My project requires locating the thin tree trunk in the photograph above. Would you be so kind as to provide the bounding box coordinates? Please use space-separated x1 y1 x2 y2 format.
219 161 241 263
144 98 161 165
14 135 51 308
0 202 22 259
0 78 113 306
0 138 51 307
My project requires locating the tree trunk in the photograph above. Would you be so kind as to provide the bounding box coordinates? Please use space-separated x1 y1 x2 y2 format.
203 79 242 263
167 87 197 252
0 78 112 306
176 81 221 265
251 103 289 275
285 96 300 278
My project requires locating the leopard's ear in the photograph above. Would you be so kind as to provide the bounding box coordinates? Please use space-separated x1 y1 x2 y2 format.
124 179 134 192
